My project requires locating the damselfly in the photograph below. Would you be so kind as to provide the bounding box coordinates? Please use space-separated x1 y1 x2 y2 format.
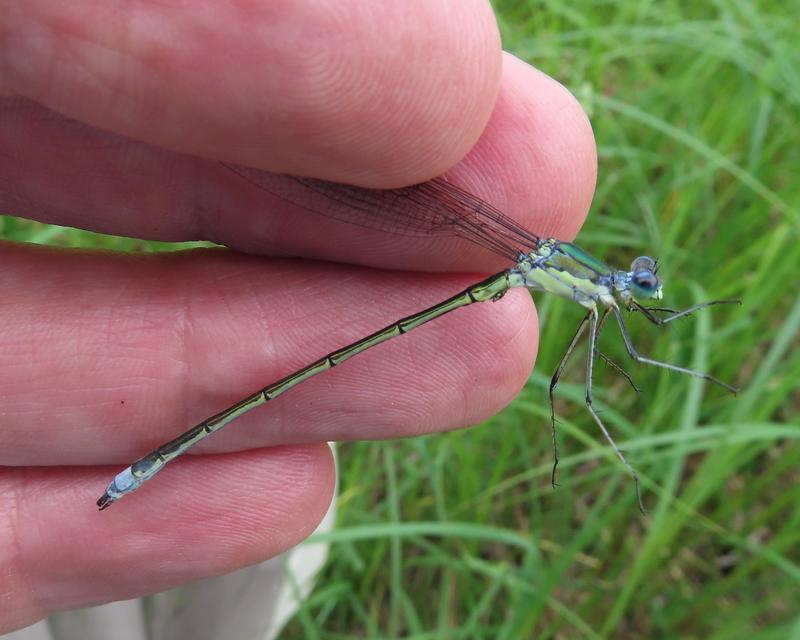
97 165 738 513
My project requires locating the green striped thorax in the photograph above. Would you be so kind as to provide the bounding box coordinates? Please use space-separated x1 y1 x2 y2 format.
514 239 664 309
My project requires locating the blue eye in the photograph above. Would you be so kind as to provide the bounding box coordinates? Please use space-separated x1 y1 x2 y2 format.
633 271 658 291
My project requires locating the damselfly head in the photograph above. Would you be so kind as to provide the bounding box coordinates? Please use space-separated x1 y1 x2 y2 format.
628 256 663 301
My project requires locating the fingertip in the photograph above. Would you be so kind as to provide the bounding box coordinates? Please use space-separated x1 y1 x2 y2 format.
255 0 503 186
448 52 597 242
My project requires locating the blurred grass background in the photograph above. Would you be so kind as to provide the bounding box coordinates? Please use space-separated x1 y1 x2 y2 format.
3 1 799 638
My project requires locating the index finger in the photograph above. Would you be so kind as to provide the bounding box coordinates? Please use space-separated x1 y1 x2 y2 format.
2 0 501 186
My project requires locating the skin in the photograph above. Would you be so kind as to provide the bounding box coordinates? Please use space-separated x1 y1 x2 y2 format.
0 0 597 632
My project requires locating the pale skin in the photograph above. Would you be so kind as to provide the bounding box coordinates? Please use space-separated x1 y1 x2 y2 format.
0 0 597 632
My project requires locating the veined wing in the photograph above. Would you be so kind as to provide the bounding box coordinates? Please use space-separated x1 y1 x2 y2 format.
222 163 542 262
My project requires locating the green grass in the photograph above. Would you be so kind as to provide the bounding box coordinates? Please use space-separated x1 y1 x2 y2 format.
5 1 799 637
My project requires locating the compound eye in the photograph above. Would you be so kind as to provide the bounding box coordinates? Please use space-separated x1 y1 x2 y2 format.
630 256 657 273
633 271 658 291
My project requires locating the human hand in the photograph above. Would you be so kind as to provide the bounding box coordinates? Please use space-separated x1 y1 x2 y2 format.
0 0 595 632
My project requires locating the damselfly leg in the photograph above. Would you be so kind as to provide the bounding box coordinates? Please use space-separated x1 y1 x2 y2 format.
585 308 647 513
614 304 740 394
548 312 590 487
547 299 739 512
632 299 741 328
548 308 638 488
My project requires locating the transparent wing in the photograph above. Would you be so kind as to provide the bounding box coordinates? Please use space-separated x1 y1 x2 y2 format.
222 163 542 262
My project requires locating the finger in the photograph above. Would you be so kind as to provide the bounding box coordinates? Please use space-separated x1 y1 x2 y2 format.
0 53 596 273
1 445 335 633
2 0 501 186
215 53 597 272
0 242 537 465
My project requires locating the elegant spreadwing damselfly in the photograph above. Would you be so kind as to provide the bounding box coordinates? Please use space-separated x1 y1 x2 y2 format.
97 164 738 513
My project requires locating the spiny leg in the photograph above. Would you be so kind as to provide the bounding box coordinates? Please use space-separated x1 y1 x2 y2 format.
596 350 641 393
633 299 741 327
548 311 591 487
595 307 641 393
636 306 680 314
585 308 646 513
594 309 641 392
612 307 738 394
548 308 642 487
